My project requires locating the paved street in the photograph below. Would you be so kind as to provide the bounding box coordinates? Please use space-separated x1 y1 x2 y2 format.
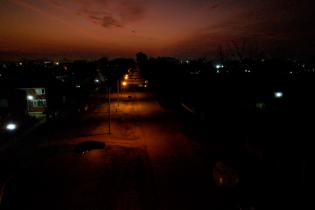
0 81 221 210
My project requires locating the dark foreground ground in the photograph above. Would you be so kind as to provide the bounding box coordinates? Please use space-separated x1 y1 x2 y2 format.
0 84 311 210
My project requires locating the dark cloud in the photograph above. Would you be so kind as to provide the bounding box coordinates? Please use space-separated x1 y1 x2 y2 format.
167 0 315 57
49 0 62 6
83 0 146 28
47 0 146 28
88 15 102 23
101 16 122 28
89 15 122 28
209 4 219 9
206 0 315 41
119 1 146 23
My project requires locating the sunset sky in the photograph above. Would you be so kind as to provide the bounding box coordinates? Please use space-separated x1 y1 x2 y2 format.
1 0 315 59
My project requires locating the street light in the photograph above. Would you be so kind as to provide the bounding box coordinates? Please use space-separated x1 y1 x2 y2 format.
122 81 127 87
274 91 283 98
124 74 129 80
27 95 34 112
27 95 34 100
216 64 224 69
108 87 111 134
6 123 17 131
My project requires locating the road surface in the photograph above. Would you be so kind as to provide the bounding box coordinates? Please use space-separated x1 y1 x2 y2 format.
0 88 222 210
1 67 234 210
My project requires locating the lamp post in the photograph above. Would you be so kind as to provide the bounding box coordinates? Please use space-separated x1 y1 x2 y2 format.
108 87 111 134
117 80 120 111
27 95 34 113
122 81 128 98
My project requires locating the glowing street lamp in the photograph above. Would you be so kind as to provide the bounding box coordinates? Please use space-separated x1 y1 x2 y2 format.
122 81 127 87
6 123 17 131
124 74 129 80
216 64 224 69
27 95 34 100
274 91 283 98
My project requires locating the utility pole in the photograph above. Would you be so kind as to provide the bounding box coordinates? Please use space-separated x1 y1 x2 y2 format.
117 79 120 111
108 87 111 134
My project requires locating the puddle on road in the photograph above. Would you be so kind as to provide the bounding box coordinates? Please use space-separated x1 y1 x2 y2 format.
74 141 105 154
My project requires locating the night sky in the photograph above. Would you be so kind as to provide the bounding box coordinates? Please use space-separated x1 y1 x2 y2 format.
1 0 315 59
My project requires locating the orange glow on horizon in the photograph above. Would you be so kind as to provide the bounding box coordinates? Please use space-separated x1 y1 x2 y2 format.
1 0 314 58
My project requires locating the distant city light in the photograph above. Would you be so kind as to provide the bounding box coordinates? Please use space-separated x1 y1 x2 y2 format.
27 95 34 100
124 74 129 80
122 81 127 86
55 61 60 65
76 85 81 88
19 62 23 66
274 91 283 98
6 123 17 131
94 79 100 83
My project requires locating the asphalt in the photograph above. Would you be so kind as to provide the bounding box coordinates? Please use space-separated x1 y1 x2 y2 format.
0 85 227 210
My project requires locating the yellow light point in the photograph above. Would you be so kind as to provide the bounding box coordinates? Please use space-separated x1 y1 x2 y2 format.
122 81 127 86
124 75 129 80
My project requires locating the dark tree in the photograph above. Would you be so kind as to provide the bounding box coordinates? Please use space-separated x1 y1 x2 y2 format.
136 52 148 65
